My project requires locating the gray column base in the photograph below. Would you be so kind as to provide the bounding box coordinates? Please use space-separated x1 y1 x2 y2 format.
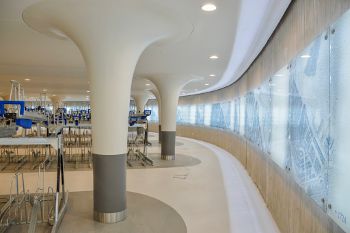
161 155 175 160
94 209 127 223
93 153 126 223
161 131 176 160
158 125 162 143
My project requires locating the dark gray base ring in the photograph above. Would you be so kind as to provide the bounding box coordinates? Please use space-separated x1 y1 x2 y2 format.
160 131 176 160
93 153 126 223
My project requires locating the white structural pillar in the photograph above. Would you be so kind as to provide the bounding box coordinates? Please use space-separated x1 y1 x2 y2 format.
132 91 151 114
151 89 162 143
50 96 63 113
149 75 196 160
23 0 190 223
50 96 63 124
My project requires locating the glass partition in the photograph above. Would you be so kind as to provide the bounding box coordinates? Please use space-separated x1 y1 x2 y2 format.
328 10 350 232
270 65 290 168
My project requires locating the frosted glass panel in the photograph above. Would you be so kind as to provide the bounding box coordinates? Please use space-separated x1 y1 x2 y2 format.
270 66 290 168
286 31 330 207
204 104 211 126
256 80 272 153
233 98 240 133
239 96 245 135
328 10 350 232
195 104 204 125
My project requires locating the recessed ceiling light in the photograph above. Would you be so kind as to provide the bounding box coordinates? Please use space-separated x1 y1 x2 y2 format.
209 55 219 60
209 74 216 77
301 54 311 58
145 83 151 86
201 3 216 12
24 78 31 81
86 90 90 93
204 83 210 86
42 89 47 92
52 94 56 97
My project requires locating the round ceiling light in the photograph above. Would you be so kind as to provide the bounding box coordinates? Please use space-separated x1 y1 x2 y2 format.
209 74 216 77
145 83 151 86
209 55 219 60
201 3 217 12
204 83 210 86
24 78 31 81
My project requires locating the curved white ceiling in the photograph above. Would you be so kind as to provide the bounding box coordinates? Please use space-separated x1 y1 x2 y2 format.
0 0 290 100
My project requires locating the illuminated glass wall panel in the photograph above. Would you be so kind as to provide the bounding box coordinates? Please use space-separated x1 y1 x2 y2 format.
286 30 330 207
270 66 290 168
328 10 350 232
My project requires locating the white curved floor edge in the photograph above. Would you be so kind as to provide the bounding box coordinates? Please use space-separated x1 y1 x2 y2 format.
180 136 280 233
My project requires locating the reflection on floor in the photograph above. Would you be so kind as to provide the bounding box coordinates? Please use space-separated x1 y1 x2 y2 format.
149 140 185 147
128 153 201 169
7 191 187 233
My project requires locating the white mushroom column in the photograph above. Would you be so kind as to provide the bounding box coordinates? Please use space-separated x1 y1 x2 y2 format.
151 89 162 143
50 96 63 124
132 90 151 137
23 0 188 223
149 76 195 160
132 91 151 114
50 96 63 113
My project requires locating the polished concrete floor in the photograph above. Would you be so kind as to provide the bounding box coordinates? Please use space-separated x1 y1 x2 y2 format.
128 153 201 168
0 133 280 233
7 191 187 233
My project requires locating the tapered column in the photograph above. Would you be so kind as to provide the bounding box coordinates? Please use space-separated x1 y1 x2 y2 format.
151 89 162 143
23 0 190 223
149 75 197 160
50 96 63 124
132 91 151 114
50 96 63 113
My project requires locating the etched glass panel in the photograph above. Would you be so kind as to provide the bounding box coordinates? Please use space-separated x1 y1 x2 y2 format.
233 98 240 133
328 10 350 232
270 66 290 168
245 90 262 147
221 102 231 129
256 80 272 153
195 104 204 125
204 104 212 127
286 30 330 207
239 96 245 135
